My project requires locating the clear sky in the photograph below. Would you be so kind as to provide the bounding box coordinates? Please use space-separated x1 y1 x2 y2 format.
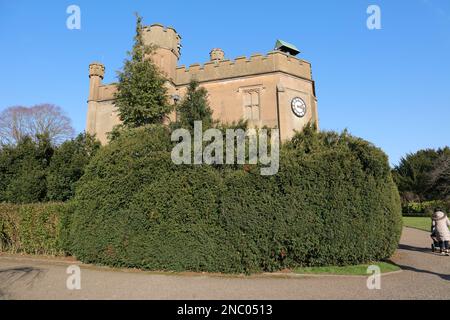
0 0 449 165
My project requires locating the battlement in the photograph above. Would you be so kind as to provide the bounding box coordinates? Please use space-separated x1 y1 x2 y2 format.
89 62 105 79
97 84 117 101
175 51 312 85
87 23 318 144
142 23 181 58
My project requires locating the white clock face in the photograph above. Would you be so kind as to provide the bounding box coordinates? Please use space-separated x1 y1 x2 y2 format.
291 97 307 118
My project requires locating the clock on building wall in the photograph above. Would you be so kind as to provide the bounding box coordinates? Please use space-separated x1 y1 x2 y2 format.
291 97 307 118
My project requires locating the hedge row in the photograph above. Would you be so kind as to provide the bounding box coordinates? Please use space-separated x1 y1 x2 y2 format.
0 126 403 273
65 125 402 274
402 200 450 217
0 202 72 255
0 133 100 204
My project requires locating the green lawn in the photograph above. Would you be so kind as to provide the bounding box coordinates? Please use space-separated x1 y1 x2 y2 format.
294 261 400 276
292 217 439 276
403 217 431 232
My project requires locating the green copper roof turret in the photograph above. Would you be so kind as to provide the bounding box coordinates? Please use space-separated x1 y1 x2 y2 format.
274 39 300 56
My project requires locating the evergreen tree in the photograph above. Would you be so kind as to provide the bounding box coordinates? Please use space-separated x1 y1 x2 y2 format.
115 14 171 127
0 132 100 203
0 135 53 203
393 147 450 202
177 80 214 131
47 133 100 201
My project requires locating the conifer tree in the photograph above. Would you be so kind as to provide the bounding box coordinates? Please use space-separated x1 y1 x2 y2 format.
177 80 214 131
115 14 171 127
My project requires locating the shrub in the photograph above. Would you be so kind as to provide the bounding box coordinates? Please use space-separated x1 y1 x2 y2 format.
0 135 53 203
69 125 236 271
69 125 402 273
47 133 100 201
175 80 215 131
277 129 402 267
0 203 20 252
402 200 450 217
0 202 72 255
0 133 99 204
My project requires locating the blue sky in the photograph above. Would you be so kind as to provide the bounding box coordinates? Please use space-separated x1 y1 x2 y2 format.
0 0 449 165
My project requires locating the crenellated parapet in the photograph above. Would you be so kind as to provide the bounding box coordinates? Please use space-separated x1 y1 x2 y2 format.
142 23 181 58
87 22 318 144
89 62 105 79
88 62 105 102
140 23 181 81
175 51 312 85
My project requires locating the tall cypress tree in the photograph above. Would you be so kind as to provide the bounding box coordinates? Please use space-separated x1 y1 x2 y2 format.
177 80 214 131
115 14 171 127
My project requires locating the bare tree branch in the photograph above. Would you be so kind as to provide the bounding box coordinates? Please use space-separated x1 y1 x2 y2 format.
0 104 74 146
428 154 450 199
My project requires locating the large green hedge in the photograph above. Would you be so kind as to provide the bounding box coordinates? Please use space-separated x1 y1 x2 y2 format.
0 133 99 204
66 125 402 273
0 202 72 255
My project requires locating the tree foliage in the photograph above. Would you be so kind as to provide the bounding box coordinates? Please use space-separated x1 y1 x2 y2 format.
427 152 450 200
0 133 99 204
393 147 450 202
114 14 171 127
0 135 52 203
175 80 214 131
47 133 101 201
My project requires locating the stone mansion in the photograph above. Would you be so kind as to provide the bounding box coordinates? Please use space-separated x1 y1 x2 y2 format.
86 23 318 143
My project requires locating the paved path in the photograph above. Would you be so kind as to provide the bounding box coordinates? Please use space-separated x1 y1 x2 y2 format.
0 227 449 300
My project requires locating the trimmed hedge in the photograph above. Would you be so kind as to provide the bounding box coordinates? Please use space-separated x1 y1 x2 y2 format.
402 200 450 217
0 202 72 255
67 125 402 273
0 133 99 204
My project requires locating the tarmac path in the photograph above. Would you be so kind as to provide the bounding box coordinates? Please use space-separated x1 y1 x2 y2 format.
0 227 449 300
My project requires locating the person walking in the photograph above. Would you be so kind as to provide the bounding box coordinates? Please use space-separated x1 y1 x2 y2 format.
432 209 450 256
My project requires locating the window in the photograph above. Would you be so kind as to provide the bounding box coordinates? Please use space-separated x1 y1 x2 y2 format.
243 90 260 122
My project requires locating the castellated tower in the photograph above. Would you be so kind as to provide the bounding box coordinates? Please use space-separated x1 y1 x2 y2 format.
86 23 318 144
86 62 105 135
142 24 181 82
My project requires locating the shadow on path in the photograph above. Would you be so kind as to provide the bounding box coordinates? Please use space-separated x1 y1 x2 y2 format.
0 266 46 299
396 241 450 282
398 244 434 254
395 263 450 282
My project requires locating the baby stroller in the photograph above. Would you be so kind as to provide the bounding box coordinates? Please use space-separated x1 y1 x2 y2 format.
431 221 444 253
431 229 440 253
431 209 450 255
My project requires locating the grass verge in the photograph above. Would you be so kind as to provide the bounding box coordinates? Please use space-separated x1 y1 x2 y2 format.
403 217 431 232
